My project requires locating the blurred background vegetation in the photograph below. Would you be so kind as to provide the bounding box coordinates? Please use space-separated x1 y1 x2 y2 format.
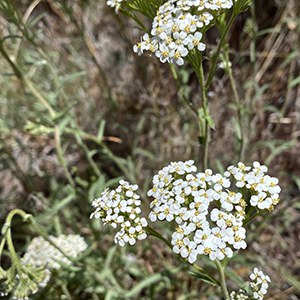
0 0 299 299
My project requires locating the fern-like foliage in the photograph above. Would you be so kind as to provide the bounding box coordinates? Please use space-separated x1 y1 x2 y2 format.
123 0 165 19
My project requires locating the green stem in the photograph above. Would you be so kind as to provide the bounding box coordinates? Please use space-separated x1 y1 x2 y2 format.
2 209 30 234
61 283 73 300
196 59 210 170
146 225 172 249
205 11 237 91
101 142 136 183
73 129 102 177
224 48 246 162
169 64 198 116
215 260 230 299
0 238 5 262
54 127 75 187
6 227 22 272
243 210 260 226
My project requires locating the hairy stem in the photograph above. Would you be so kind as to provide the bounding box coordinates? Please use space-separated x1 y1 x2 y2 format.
146 225 217 280
146 225 173 249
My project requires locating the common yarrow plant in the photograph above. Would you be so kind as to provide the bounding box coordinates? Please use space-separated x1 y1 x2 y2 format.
0 0 283 298
89 0 280 298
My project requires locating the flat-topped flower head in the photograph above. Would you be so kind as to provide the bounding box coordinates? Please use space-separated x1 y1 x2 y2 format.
148 160 280 262
148 160 248 262
131 0 233 65
91 180 148 246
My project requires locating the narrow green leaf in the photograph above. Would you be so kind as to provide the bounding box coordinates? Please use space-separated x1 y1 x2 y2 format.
189 271 220 286
124 274 165 298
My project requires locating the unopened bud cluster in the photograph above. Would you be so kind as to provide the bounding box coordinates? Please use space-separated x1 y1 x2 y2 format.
1 234 87 299
230 290 249 300
22 235 87 270
91 180 148 246
147 161 280 263
0 264 50 300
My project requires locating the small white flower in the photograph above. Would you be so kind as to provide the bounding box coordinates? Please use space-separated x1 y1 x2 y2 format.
183 32 206 51
250 268 271 300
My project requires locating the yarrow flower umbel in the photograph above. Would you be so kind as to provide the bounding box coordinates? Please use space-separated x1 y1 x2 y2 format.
106 0 234 65
91 160 280 265
147 160 280 263
90 180 148 246
132 0 233 65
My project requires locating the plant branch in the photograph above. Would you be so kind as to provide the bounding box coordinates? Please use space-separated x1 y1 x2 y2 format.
0 42 75 187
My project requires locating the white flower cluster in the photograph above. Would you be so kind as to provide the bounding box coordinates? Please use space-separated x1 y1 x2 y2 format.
148 161 280 263
227 162 281 211
91 180 148 246
133 0 233 65
21 235 87 270
250 268 271 300
107 0 124 13
229 268 271 300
